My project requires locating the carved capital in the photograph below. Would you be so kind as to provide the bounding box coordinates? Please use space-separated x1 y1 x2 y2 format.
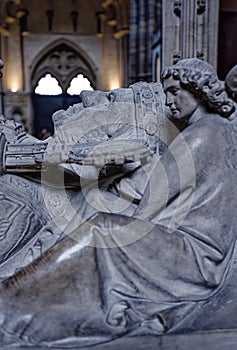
173 0 181 16
197 51 204 60
173 51 181 64
197 0 206 14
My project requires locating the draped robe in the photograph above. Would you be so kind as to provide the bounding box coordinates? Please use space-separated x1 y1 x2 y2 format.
0 110 237 346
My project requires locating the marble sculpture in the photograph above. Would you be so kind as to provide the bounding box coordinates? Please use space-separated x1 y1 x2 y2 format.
0 58 236 348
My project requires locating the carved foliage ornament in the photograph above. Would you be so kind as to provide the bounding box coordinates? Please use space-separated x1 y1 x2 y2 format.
173 0 181 16
197 0 206 14
48 50 78 78
173 0 206 16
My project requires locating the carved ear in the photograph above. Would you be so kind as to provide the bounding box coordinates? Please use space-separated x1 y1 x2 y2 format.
225 65 237 102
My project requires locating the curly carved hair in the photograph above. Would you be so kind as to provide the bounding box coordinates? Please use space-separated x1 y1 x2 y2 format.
161 59 235 118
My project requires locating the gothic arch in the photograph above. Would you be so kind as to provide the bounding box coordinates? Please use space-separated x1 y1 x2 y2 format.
31 39 97 92
31 39 97 138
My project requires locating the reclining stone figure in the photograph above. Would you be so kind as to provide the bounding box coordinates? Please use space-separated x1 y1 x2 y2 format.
0 81 170 274
0 58 236 348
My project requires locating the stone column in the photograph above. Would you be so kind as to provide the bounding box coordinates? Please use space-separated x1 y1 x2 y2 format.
129 0 157 84
129 0 139 84
147 0 156 80
162 0 220 69
138 0 146 78
5 20 24 92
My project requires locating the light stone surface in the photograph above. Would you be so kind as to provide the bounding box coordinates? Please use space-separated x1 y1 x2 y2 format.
0 59 236 349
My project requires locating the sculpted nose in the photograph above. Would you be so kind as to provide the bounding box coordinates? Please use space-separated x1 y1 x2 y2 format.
165 93 173 107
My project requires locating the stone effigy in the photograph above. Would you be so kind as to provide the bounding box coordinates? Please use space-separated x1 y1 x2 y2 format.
0 59 237 349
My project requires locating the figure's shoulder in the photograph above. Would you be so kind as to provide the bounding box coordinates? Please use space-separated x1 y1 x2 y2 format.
183 114 230 139
173 114 232 154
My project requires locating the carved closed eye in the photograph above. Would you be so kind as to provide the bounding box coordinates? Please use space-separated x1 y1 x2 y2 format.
169 87 179 95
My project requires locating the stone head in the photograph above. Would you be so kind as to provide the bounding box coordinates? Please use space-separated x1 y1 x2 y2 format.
161 58 235 118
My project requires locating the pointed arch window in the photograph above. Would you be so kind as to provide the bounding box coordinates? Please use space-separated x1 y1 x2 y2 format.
67 74 94 95
35 74 63 95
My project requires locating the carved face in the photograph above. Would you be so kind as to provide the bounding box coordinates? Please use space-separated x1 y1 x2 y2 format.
163 76 199 120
